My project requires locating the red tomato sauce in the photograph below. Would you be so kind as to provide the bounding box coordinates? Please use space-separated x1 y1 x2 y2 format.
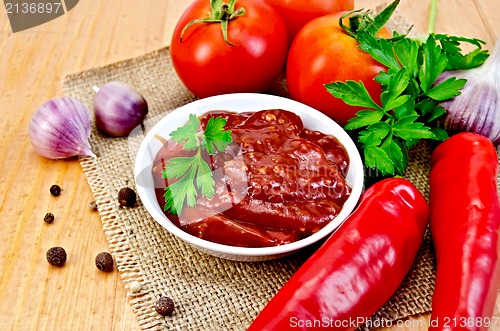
152 109 351 247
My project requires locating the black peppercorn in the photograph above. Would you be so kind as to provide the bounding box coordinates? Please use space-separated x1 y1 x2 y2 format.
46 247 67 267
95 252 114 272
155 296 175 317
118 187 137 207
43 213 55 224
89 201 98 211
50 184 61 197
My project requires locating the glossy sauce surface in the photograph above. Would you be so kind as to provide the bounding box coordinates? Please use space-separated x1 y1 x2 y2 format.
152 109 351 247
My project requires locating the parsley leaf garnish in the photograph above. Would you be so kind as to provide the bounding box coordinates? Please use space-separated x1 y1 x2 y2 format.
325 0 488 176
202 116 233 154
162 114 232 215
434 34 488 69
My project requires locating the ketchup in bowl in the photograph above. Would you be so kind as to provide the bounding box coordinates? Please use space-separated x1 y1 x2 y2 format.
152 109 351 248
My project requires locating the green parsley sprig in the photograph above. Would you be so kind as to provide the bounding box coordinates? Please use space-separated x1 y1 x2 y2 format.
162 114 232 215
326 0 488 176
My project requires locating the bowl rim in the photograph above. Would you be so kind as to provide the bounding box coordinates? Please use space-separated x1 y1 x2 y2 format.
134 93 364 258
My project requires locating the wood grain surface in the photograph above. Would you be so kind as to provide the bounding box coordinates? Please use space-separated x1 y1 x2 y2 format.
0 1 499 330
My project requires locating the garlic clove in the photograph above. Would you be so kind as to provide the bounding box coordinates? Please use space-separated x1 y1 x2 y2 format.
29 97 96 159
93 81 149 137
437 35 500 145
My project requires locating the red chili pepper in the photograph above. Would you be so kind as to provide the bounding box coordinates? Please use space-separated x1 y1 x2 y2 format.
429 132 500 331
247 178 429 331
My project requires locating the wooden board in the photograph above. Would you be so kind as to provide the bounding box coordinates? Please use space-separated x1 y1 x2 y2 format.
0 0 498 330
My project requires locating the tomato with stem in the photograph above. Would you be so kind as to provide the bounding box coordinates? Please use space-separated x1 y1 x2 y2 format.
170 0 288 98
286 12 390 126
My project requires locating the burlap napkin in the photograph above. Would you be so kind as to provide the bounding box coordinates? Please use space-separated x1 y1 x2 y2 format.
61 9 438 330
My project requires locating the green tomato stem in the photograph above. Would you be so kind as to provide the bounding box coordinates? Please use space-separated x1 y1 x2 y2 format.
179 0 246 46
338 0 400 39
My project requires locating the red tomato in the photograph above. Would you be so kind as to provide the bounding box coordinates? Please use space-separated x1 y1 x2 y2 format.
170 0 288 98
286 13 390 127
264 0 354 43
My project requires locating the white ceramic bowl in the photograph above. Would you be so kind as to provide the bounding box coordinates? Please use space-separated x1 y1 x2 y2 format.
134 93 364 261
